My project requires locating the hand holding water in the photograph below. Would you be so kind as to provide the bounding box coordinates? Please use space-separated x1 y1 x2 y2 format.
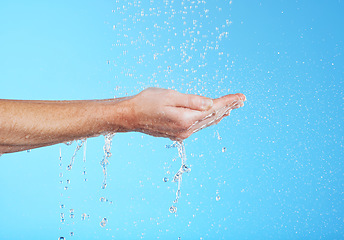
0 88 246 153
116 87 246 141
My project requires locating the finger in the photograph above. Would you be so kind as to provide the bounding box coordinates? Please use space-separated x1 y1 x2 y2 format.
172 92 214 111
203 93 245 117
186 94 245 133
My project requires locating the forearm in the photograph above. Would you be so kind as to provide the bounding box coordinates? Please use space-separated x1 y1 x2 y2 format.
0 98 126 153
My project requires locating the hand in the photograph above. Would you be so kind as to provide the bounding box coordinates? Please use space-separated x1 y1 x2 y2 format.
118 88 246 141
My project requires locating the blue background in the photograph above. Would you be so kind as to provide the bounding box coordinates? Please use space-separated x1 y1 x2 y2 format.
0 0 343 239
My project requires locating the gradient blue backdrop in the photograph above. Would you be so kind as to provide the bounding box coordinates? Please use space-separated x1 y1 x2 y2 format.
0 0 343 239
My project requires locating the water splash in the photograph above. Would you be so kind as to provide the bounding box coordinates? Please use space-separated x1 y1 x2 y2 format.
168 141 191 212
67 139 86 171
100 133 115 189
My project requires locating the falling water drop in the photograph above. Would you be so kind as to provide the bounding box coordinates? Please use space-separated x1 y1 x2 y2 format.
81 213 89 220
216 195 221 201
100 218 108 227
58 237 65 240
182 164 190 173
163 177 169 182
169 205 177 213
222 147 226 153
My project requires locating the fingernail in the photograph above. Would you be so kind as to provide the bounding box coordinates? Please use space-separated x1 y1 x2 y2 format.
201 99 213 110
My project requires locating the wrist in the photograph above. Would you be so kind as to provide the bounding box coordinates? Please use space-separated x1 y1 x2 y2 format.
102 97 135 134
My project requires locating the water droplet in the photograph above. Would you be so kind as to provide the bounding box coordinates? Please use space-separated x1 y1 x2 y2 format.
60 213 64 218
100 217 108 227
81 213 87 220
100 197 107 202
70 232 74 236
222 147 226 152
216 195 221 201
70 213 75 218
166 142 177 148
182 164 190 173
27 149 31 153
169 205 177 213
65 141 73 146
60 219 65 223
163 177 169 182
101 183 107 189
60 204 64 209
67 164 72 171
173 171 182 182
70 209 74 213
58 237 65 240
64 186 68 190
83 170 86 175
176 189 181 198
66 179 70 184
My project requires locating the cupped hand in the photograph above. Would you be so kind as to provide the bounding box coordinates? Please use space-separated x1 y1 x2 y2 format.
120 88 246 141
